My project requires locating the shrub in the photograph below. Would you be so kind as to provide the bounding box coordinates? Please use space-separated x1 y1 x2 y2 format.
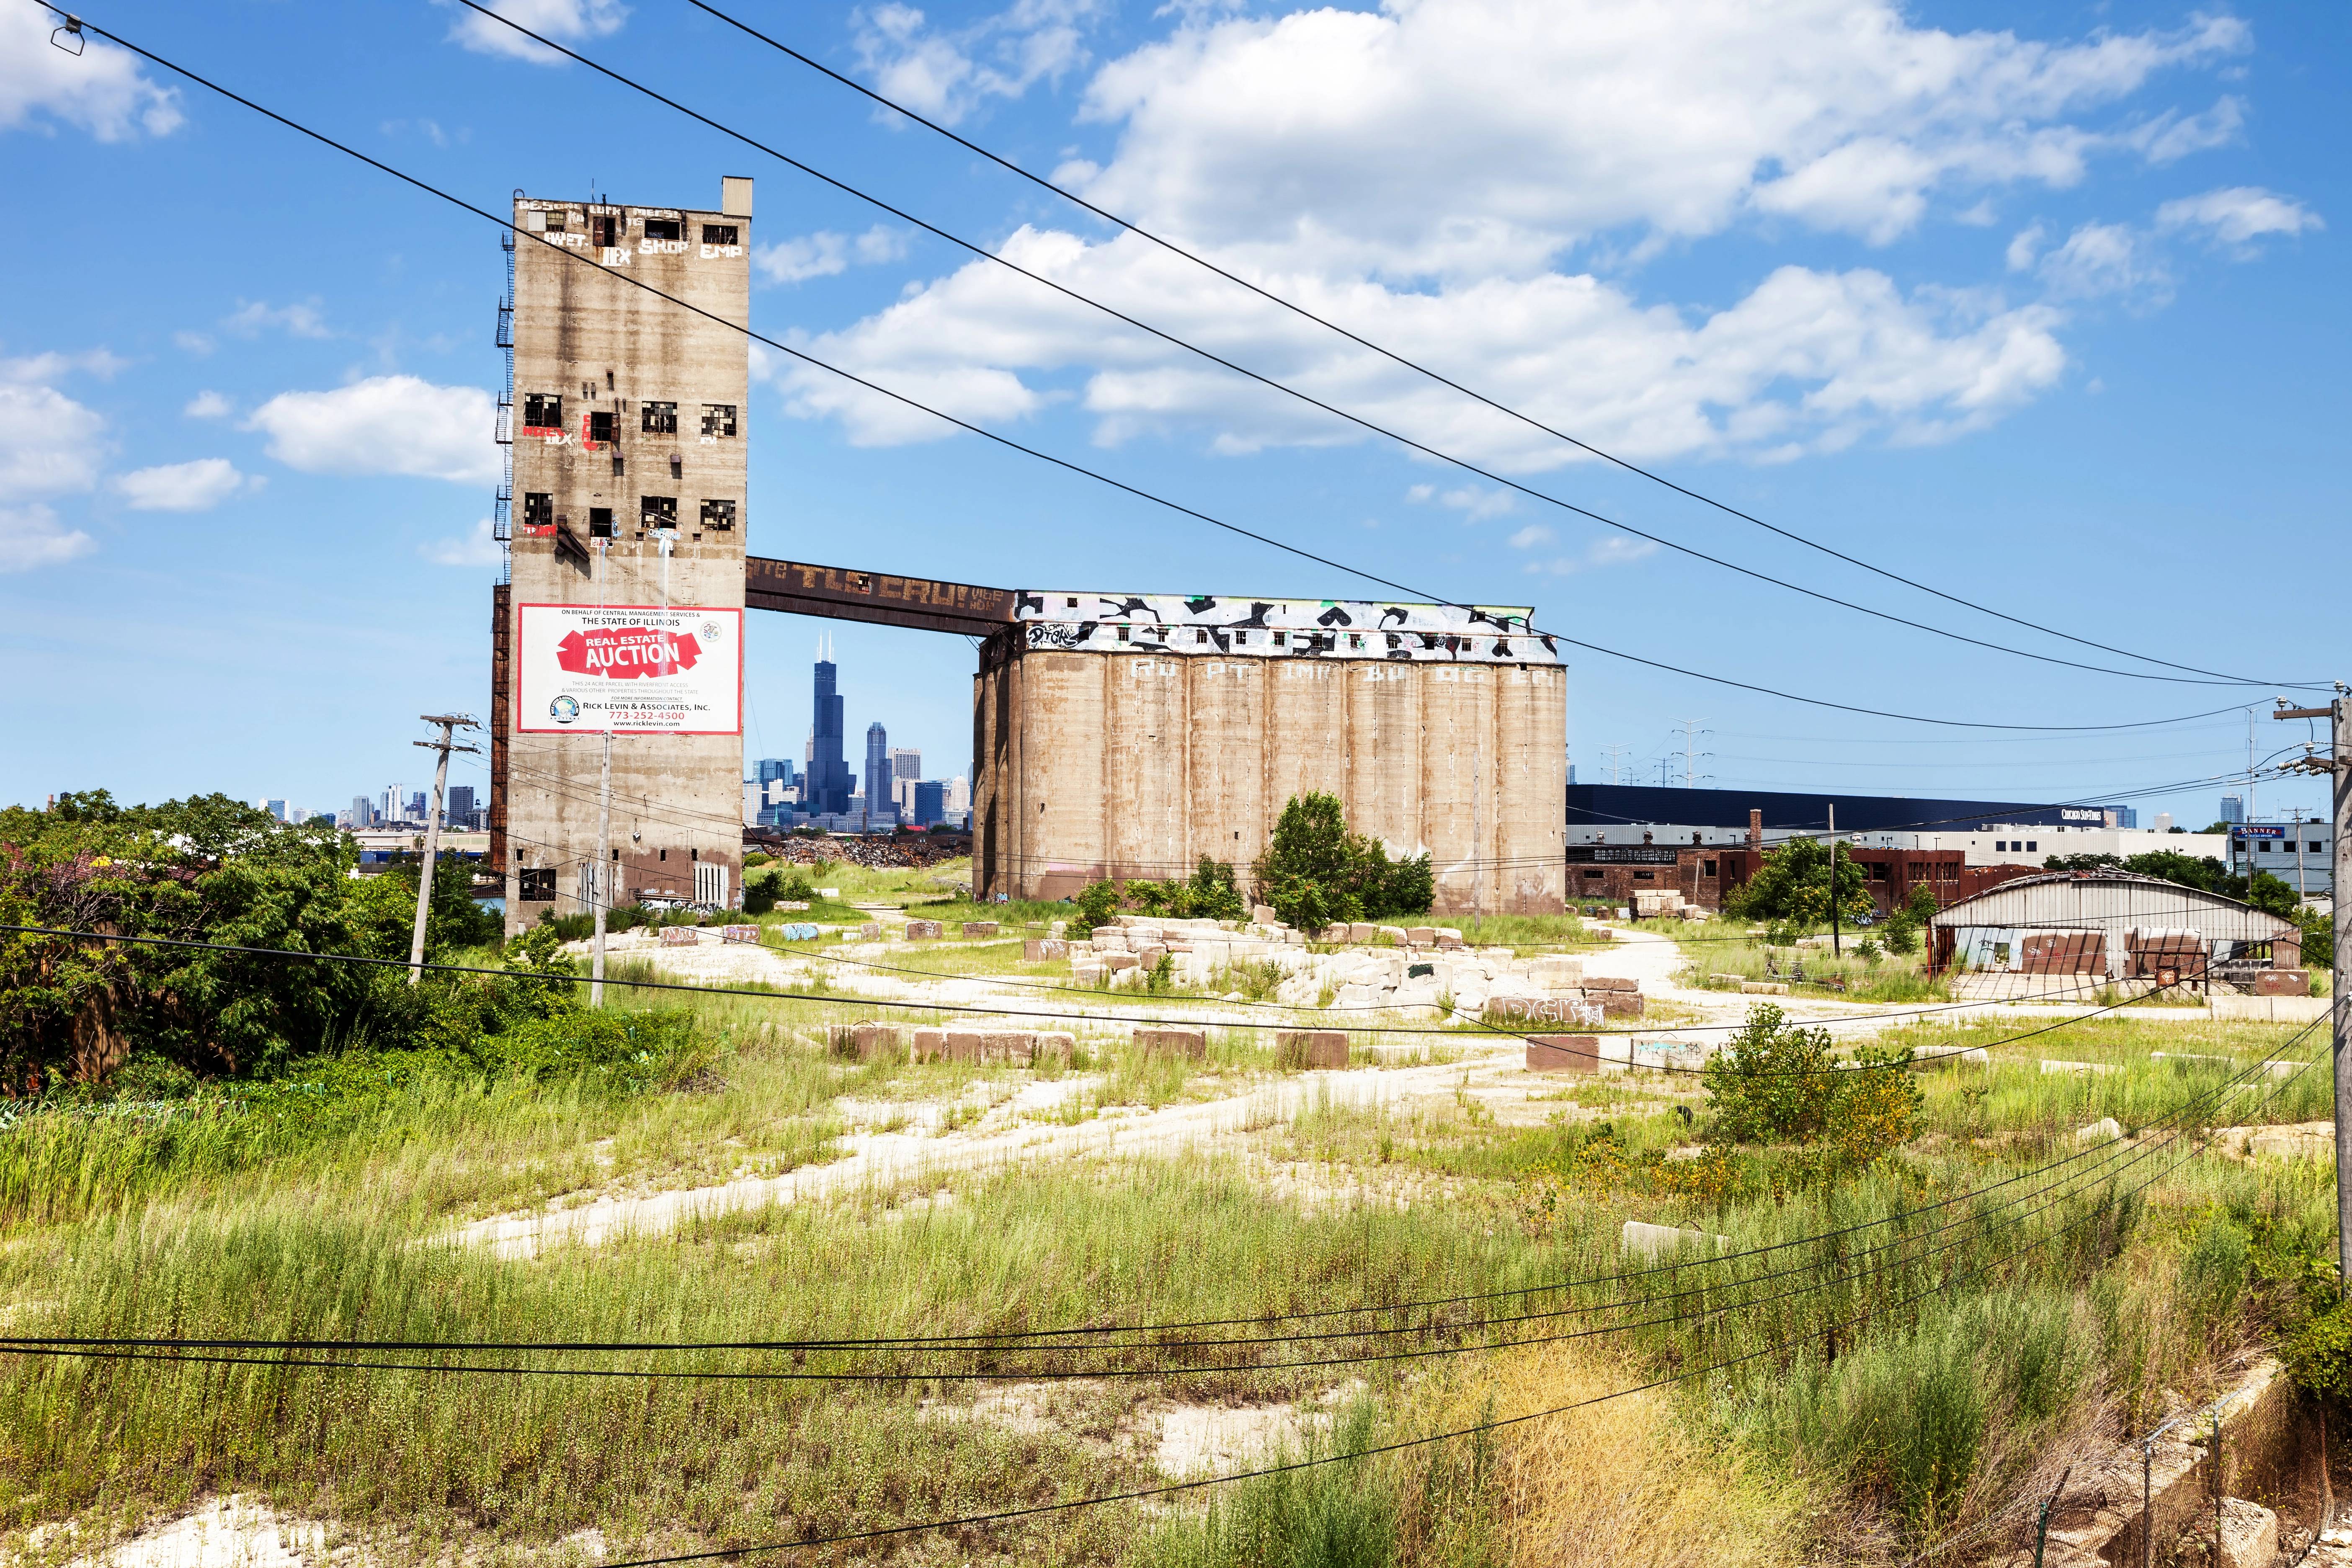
1071 879 1123 936
1702 1003 1920 1164
1253 792 1433 931
1723 838 1870 924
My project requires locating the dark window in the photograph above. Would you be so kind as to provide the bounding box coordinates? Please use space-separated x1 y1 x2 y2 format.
521 392 562 429
1702 859 1717 877
659 848 667 861
1385 632 1401 648
1633 870 1655 880
2025 841 2037 852
642 400 678 435
701 403 737 437
591 214 622 247
588 508 614 538
2313 841 2326 854
589 410 616 444
642 496 678 529
522 492 553 527
519 867 555 901
642 217 681 241
542 209 568 233
612 453 624 477
1995 841 2006 852
1273 631 1286 647
1582 869 1603 879
699 498 736 530
701 224 738 246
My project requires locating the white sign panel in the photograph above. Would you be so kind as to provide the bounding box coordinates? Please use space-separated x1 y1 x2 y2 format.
516 603 742 735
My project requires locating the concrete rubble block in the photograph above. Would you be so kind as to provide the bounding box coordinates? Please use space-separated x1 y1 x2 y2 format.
1031 1031 1077 1066
1435 928 1465 946
1104 953 1140 972
1376 926 1408 945
1526 1035 1602 1073
720 925 761 944
1741 980 1789 995
778 900 810 912
912 1028 946 1062
905 920 944 940
1276 1030 1349 1070
1406 926 1437 946
858 923 882 942
1620 1220 1729 1259
1596 991 1645 1018
1252 905 1279 925
1346 923 1375 943
2041 1059 2117 1076
1528 956 1584 989
1484 995 1607 1029
2253 970 2311 996
825 1024 861 1058
1025 939 1069 961
2076 1117 2124 1142
1391 980 1442 1009
2217 1499 2278 1568
659 926 701 946
943 1029 985 1062
1585 975 1639 992
981 1031 1034 1066
1135 945 1168 970
1918 1046 1992 1069
1090 931 1131 952
962 921 1001 938
1049 921 1068 938
1335 984 1380 1008
1071 961 1107 984
1134 1027 1207 1060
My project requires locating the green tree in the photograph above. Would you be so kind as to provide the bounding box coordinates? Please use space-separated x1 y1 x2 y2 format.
1724 838 1870 924
1250 794 1435 930
1070 879 1123 936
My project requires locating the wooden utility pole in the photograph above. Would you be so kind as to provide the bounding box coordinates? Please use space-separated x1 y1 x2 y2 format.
408 714 480 985
2275 690 2349 1287
1827 803 1841 957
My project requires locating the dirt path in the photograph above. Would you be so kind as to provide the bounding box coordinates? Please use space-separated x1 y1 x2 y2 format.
449 1046 1532 1260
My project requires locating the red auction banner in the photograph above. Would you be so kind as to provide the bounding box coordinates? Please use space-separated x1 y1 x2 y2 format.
553 624 703 679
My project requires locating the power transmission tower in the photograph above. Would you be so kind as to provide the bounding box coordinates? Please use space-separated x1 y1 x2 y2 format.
1600 744 1631 787
1676 717 1713 787
2274 688 2350 1287
409 714 481 985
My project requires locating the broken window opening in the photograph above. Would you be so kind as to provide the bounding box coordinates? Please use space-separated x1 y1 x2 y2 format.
518 867 555 901
668 454 682 479
1116 625 1130 643
521 492 554 528
700 403 737 438
1273 631 1287 647
699 498 736 531
588 410 616 444
521 393 562 430
1196 629 1208 644
591 215 622 247
701 224 738 246
641 496 678 531
606 369 615 390
543 209 568 233
588 507 614 539
611 453 625 477
642 400 678 435
642 218 681 242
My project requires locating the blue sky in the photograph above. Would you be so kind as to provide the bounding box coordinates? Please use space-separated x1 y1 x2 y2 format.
1 0 2341 829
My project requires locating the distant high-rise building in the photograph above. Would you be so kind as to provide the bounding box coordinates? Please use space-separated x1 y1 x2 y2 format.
2220 794 2245 825
447 785 476 827
864 723 893 828
805 640 854 815
946 775 970 815
408 791 428 821
2154 812 2176 833
913 779 948 827
891 748 921 785
263 798 288 821
755 757 796 787
351 795 374 828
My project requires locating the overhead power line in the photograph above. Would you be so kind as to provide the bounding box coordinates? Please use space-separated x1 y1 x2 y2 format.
443 0 2296 692
680 0 2326 695
29 5 2293 735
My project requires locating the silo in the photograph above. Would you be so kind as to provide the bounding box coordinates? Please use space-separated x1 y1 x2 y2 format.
1017 651 1110 899
1185 655 1267 879
1419 662 1498 913
1496 664 1568 912
1264 659 1350 825
1106 650 1190 884
1344 661 1424 858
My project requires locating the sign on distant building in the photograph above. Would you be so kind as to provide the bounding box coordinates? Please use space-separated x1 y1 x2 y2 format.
2234 824 2288 840
515 603 742 735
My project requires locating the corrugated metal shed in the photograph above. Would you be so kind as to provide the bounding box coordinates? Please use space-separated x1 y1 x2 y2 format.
1926 871 2297 980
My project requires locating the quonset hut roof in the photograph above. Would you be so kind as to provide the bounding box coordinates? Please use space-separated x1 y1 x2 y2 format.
1926 871 2295 944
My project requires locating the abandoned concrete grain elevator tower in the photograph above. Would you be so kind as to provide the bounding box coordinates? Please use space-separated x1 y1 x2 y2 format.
491 179 753 933
488 173 1568 923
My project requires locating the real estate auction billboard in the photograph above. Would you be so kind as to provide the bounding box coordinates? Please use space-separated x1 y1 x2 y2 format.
515 603 742 735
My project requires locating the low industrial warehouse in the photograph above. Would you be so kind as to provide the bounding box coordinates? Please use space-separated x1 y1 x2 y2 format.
1926 871 2308 1001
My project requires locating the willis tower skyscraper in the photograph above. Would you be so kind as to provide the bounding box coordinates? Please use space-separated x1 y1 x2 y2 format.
805 635 854 815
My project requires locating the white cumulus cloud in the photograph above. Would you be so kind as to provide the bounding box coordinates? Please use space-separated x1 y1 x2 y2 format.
115 457 253 512
0 6 182 141
184 390 232 419
245 376 500 485
2156 186 2324 251
224 299 331 340
0 503 93 573
445 0 627 62
421 518 504 566
855 0 1106 126
753 227 908 286
0 353 109 496
1523 534 1661 576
